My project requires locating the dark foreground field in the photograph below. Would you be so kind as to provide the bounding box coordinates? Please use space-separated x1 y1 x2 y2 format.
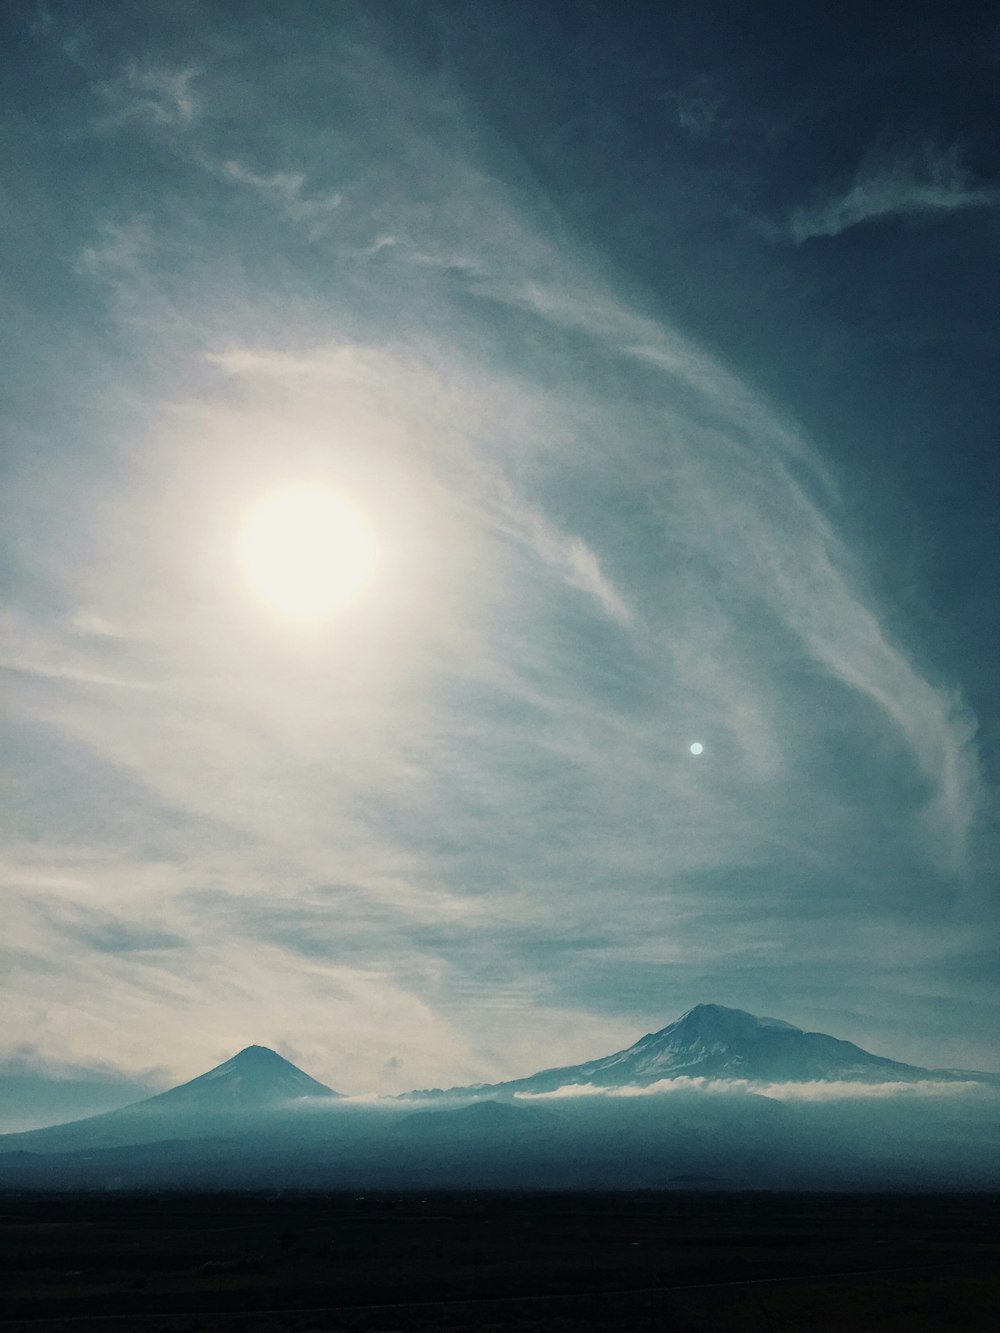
1 1190 997 1331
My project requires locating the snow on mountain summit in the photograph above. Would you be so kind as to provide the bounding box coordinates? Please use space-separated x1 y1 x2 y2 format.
565 1002 928 1087
432 1003 941 1098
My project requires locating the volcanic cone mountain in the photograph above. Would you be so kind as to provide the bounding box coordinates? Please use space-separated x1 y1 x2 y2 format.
147 1045 338 1110
4 1046 339 1152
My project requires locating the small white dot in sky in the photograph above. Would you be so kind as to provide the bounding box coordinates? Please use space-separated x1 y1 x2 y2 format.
689 742 704 755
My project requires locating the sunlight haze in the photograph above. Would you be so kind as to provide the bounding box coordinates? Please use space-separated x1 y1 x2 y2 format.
236 486 380 621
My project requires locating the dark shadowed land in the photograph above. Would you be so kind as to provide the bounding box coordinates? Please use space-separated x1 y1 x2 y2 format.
2 1190 997 1331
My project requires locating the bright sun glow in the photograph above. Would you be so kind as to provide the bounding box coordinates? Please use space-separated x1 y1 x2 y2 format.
689 742 704 755
237 486 379 620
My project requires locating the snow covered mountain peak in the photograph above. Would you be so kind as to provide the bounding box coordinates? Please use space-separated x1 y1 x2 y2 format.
671 1004 802 1041
427 1003 939 1098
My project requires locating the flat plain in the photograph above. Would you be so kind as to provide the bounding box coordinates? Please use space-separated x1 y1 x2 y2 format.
1 1190 997 1330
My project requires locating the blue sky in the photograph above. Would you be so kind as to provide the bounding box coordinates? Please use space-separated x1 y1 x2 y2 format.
2 1 998 1100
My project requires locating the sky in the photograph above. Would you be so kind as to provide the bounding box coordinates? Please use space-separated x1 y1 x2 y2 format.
2 0 998 1110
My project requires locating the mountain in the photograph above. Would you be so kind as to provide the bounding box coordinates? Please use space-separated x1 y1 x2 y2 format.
1 1046 338 1153
409 1003 986 1098
142 1045 339 1110
1 1011 997 1192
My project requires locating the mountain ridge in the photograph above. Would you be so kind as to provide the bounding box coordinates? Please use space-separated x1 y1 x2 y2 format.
3 1005 996 1151
2 1004 998 1193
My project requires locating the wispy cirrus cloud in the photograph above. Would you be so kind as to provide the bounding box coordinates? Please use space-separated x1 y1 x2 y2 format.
3 13 996 1094
790 142 999 242
214 159 343 237
432 240 981 873
95 60 201 129
0 1047 168 1134
76 216 154 280
667 88 727 142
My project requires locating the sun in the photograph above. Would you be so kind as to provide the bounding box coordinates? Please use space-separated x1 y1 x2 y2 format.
236 486 379 620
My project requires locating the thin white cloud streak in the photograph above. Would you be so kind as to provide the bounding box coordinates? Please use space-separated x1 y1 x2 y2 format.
74 214 192 340
514 1077 988 1102
790 142 999 243
737 1078 989 1101
95 60 201 129
491 507 632 627
561 538 631 624
0 609 156 692
213 159 342 237
77 217 155 280
0 659 151 692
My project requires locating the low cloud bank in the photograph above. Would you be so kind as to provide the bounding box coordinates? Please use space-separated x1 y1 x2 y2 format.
513 1076 988 1102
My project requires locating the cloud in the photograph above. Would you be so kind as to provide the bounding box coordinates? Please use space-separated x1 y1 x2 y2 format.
0 1048 168 1133
96 60 201 129
42 901 187 955
4 877 491 1094
7 194 986 1080
76 216 154 280
790 142 999 242
444 253 982 872
738 1078 989 1101
561 538 632 624
515 1076 988 1102
497 510 632 627
73 215 188 336
514 1083 610 1101
668 89 726 141
215 159 342 237
205 339 631 626
3 17 995 1091
345 234 400 260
